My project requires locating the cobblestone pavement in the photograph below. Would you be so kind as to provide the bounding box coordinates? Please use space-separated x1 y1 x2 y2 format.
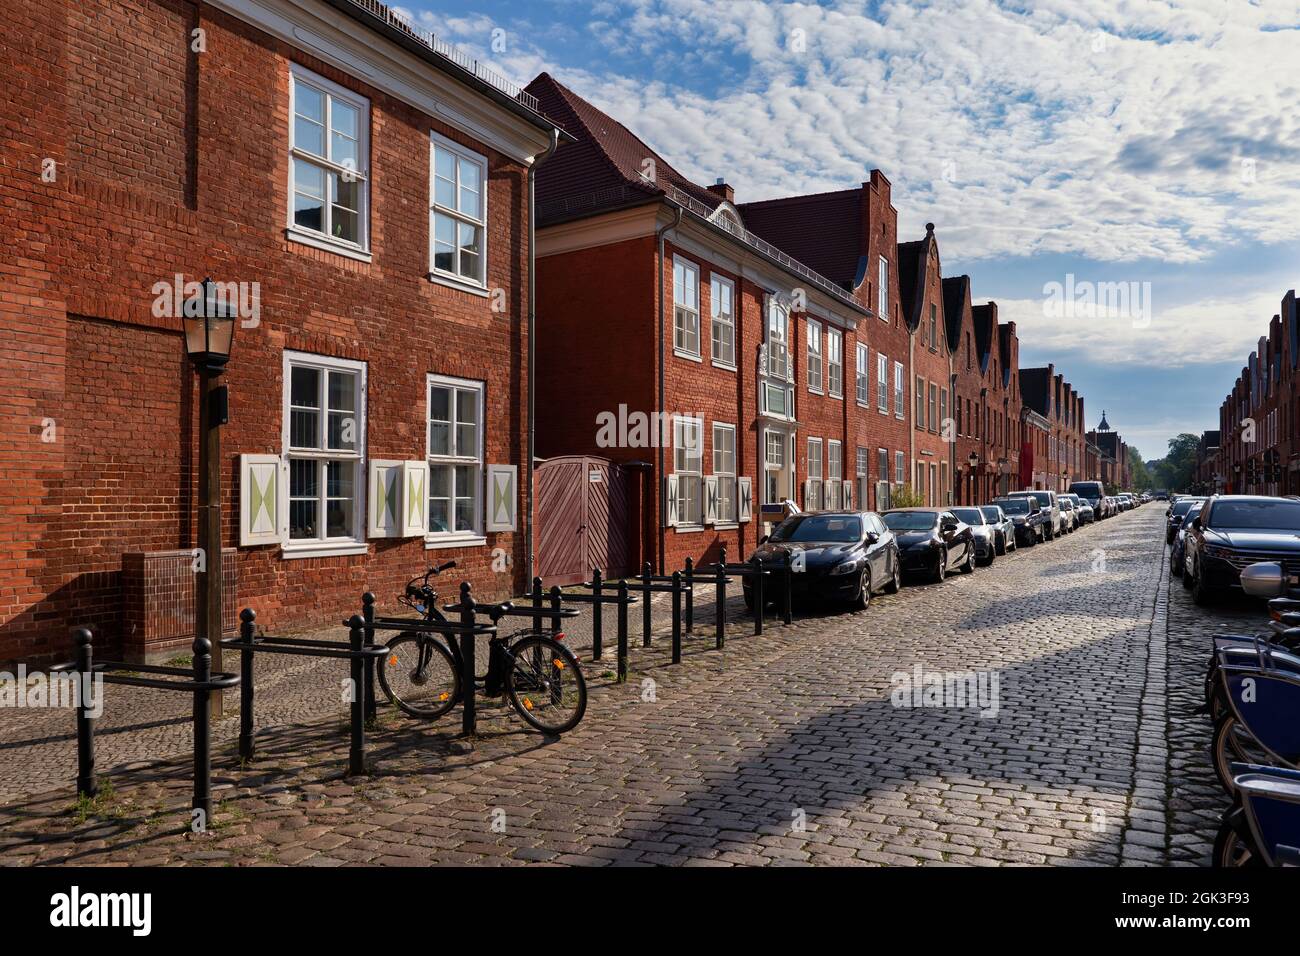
0 505 1236 867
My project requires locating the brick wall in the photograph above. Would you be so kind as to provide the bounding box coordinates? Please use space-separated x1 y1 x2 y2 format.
0 0 541 664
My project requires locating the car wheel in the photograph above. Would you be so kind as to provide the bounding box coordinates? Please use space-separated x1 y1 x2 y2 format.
995 533 1006 557
884 557 901 594
1171 553 1183 578
851 567 871 611
960 544 976 574
933 549 947 583
1191 558 1216 606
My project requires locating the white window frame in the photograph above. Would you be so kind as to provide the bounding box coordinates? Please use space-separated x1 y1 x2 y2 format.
894 361 905 419
287 65 371 260
895 451 905 484
713 422 737 524
673 415 704 527
826 327 843 398
673 256 702 359
878 255 889 320
856 342 870 405
282 350 368 558
426 373 486 548
857 446 870 478
429 131 489 292
807 437 823 509
877 352 888 412
878 448 889 485
807 321 823 393
710 275 736 368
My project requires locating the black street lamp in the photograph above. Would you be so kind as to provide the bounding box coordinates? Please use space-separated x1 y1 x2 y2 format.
184 278 236 715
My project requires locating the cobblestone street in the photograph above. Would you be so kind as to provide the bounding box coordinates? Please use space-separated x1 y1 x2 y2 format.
0 506 1241 866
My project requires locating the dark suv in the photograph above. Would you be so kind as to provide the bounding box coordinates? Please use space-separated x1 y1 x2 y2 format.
992 495 1046 546
1166 495 1206 544
1182 495 1300 605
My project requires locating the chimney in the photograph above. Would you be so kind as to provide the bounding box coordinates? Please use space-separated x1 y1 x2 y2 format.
707 178 734 204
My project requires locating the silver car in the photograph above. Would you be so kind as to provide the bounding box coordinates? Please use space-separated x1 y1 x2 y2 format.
978 503 1018 555
952 506 998 566
1061 492 1094 525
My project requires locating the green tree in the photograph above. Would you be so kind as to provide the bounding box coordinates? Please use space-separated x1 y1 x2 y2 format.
1127 446 1152 490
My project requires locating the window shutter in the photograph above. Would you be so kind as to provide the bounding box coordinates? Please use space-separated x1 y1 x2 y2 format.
401 461 429 537
738 477 752 522
704 475 719 524
240 454 283 546
485 464 517 532
664 474 679 527
843 479 853 509
368 460 403 538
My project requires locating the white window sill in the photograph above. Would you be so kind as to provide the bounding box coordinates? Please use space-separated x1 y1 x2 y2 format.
282 541 370 560
829 393 844 402
425 534 488 550
712 522 739 531
286 228 372 262
674 349 703 363
427 272 490 297
673 524 705 534
712 360 737 372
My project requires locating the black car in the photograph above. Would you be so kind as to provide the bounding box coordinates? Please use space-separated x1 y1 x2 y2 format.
881 508 976 583
992 495 1045 546
743 511 901 610
1170 499 1203 579
1166 495 1206 544
1182 495 1300 605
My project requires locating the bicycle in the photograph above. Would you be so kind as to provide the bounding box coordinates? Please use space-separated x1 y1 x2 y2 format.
375 561 587 735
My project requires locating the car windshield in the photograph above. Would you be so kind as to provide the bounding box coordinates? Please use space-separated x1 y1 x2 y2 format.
952 508 984 525
1208 499 1300 531
770 514 863 543
979 506 1002 522
883 511 939 531
1171 499 1203 517
996 499 1030 515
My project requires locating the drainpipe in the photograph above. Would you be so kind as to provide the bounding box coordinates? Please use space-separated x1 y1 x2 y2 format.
526 128 560 582
656 205 683 574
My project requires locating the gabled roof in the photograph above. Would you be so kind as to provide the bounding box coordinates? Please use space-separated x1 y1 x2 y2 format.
527 72 721 225
738 189 862 290
972 302 996 375
941 275 971 355
897 224 939 333
1019 366 1052 416
997 320 1016 391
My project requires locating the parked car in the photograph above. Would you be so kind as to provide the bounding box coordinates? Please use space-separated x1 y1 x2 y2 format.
992 495 1046 546
1061 492 1094 524
743 511 901 611
1166 495 1207 544
881 508 976 582
978 504 1018 555
1068 480 1107 519
1003 489 1061 539
952 507 998 566
1182 495 1300 605
1170 499 1203 579
1059 495 1078 533
1120 493 1135 510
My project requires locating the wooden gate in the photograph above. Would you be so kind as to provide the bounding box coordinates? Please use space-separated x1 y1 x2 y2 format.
535 456 634 586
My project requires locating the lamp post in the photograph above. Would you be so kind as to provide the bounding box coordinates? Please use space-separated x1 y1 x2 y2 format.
968 451 979 504
183 278 236 715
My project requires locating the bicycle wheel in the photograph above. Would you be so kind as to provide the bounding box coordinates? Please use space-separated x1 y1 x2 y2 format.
503 635 587 735
376 632 461 719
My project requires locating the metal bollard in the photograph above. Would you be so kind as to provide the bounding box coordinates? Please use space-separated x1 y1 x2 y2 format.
549 585 563 635
671 570 683 664
752 556 764 636
74 629 97 799
346 615 366 776
362 592 377 723
684 557 694 634
715 559 727 651
192 636 213 825
238 608 256 761
531 577 544 635
459 583 477 737
783 553 793 626
616 581 629 683
642 561 653 647
590 567 603 661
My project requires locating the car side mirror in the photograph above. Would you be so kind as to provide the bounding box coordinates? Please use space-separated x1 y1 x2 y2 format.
759 534 769 545
942 519 958 531
1241 562 1287 598
866 531 880 544
1190 516 1202 530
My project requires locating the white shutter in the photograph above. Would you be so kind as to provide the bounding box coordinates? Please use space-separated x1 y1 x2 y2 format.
876 480 892 511
485 464 517 532
368 460 403 538
843 479 853 509
738 477 752 522
401 461 429 537
704 475 719 524
664 474 679 527
240 454 282 546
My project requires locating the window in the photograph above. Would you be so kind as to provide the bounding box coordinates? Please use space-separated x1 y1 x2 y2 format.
940 388 948 434
857 446 870 479
428 374 484 540
710 275 735 366
764 429 789 506
289 66 369 253
827 328 843 397
929 383 938 431
673 257 701 357
894 362 904 418
807 438 823 509
895 451 905 484
915 376 926 424
713 423 736 523
285 352 366 551
916 462 926 501
929 304 938 349
430 132 488 287
878 448 889 485
807 321 823 392
767 296 789 379
673 416 703 525
878 256 888 319
856 343 869 404
877 353 888 411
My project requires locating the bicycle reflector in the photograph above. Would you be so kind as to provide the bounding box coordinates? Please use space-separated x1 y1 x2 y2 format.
388 655 399 666
554 632 565 641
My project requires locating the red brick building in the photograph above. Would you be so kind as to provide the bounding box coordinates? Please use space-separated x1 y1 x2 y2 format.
1 0 563 664
898 225 953 505
992 316 1023 495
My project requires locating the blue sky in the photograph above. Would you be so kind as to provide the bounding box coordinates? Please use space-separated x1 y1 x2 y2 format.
396 0 1300 460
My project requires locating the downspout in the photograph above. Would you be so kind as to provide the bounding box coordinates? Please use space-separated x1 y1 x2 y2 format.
526 127 560 582
656 205 683 574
